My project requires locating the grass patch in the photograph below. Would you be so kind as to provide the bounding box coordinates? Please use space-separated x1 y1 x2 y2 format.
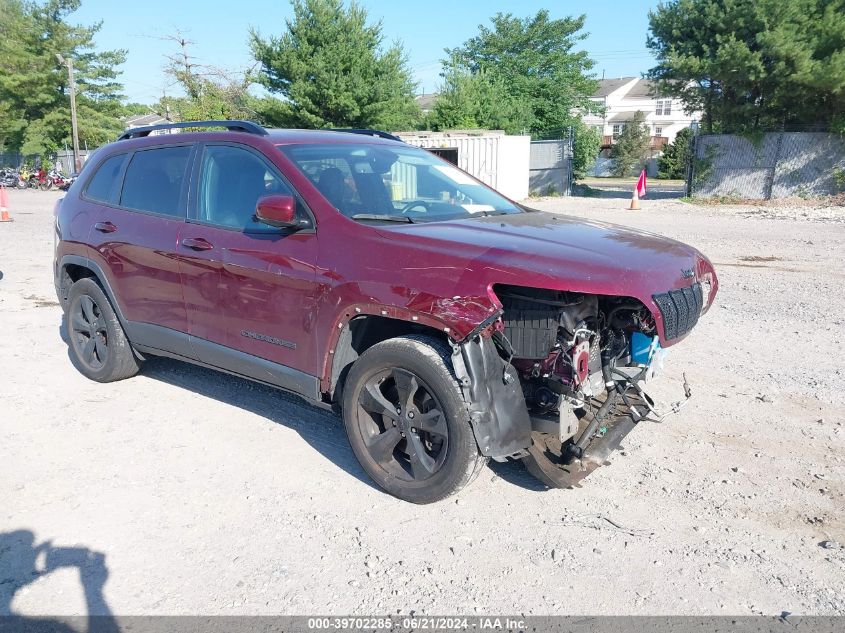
682 194 745 205
678 192 845 207
571 183 601 197
528 184 564 198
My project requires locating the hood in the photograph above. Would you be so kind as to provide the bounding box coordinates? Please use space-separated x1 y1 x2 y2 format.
378 210 718 343
381 210 714 292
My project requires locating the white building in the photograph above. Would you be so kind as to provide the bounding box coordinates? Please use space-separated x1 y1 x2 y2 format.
398 130 531 200
124 113 173 136
583 77 700 146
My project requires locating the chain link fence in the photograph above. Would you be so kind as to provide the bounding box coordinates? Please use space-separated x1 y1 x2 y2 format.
0 150 95 172
0 152 38 169
688 132 845 198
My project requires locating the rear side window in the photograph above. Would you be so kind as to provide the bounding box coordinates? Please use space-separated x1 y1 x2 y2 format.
120 146 191 216
84 154 127 204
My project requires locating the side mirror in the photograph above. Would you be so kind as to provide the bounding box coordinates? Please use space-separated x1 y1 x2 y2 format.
255 194 297 228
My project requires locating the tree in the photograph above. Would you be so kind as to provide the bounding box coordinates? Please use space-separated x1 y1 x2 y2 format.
445 10 599 136
0 0 126 155
250 0 420 130
647 0 845 133
428 56 532 134
122 102 153 118
610 111 651 177
158 33 260 123
571 120 601 181
657 127 693 179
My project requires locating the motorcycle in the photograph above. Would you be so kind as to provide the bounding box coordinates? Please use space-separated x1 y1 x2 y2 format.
58 173 78 191
18 165 35 189
44 169 68 190
0 167 23 188
28 168 52 190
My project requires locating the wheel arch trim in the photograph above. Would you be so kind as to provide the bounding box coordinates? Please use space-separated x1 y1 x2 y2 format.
58 255 129 328
320 304 456 393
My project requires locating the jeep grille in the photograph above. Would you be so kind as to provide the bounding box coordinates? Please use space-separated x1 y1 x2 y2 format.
652 283 704 341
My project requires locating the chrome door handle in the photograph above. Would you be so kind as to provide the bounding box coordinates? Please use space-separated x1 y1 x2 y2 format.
94 221 117 233
180 237 214 251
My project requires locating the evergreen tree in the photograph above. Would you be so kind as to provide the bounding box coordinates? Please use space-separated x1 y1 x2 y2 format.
0 0 126 155
250 0 420 130
610 111 651 177
647 0 845 133
657 127 693 180
445 10 600 136
428 56 532 134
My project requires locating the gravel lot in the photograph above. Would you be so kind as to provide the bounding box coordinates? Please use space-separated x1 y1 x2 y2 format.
1 187 843 617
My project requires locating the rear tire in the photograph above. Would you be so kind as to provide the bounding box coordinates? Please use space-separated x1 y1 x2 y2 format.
65 278 140 382
342 335 486 504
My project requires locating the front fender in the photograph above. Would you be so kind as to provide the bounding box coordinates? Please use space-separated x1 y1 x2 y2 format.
317 291 502 391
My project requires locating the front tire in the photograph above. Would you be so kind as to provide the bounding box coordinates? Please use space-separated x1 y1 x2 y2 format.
342 335 486 504
65 278 140 382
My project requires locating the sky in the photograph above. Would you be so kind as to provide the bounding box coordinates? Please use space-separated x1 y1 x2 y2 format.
72 0 660 105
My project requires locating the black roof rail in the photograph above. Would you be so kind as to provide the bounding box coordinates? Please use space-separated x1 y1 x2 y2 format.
329 128 403 142
117 120 268 141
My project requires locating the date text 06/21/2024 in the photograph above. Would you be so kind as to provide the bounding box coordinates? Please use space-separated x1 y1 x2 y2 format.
306 617 527 630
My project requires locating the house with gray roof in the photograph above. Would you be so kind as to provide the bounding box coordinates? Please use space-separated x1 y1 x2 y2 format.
124 113 173 135
583 77 701 150
415 93 439 115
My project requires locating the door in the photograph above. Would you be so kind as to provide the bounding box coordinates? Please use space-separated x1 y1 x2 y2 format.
84 145 193 354
178 143 320 377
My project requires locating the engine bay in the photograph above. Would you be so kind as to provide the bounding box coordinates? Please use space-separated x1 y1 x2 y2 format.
490 284 686 487
495 284 655 410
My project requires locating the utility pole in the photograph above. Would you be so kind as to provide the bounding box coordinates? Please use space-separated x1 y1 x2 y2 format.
56 54 81 172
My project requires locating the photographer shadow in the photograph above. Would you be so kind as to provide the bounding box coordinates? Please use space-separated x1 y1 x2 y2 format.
0 530 118 633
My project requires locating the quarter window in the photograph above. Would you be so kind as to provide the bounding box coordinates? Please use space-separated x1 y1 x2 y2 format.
84 154 127 204
197 145 302 232
120 146 191 216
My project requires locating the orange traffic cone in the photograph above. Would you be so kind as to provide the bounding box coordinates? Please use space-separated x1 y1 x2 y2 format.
0 185 12 222
629 169 646 210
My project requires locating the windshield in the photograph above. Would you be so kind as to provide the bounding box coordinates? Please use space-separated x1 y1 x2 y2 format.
278 142 522 222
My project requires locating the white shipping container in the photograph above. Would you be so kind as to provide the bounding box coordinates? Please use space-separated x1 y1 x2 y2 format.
398 131 530 201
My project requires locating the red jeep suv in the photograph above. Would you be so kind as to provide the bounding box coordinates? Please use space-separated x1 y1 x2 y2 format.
54 120 718 503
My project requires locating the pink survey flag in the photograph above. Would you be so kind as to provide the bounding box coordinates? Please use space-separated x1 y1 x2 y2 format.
636 169 647 198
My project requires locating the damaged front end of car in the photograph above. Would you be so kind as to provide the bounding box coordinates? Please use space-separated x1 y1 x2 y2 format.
450 283 708 489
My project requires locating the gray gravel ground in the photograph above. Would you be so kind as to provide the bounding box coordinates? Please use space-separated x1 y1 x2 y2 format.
1 188 843 616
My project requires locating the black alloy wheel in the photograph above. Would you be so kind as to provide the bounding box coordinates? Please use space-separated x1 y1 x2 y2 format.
69 294 109 371
341 335 486 503
64 277 140 382
355 367 449 482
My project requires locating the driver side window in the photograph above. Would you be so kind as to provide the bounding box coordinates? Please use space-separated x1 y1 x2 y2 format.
197 145 303 232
